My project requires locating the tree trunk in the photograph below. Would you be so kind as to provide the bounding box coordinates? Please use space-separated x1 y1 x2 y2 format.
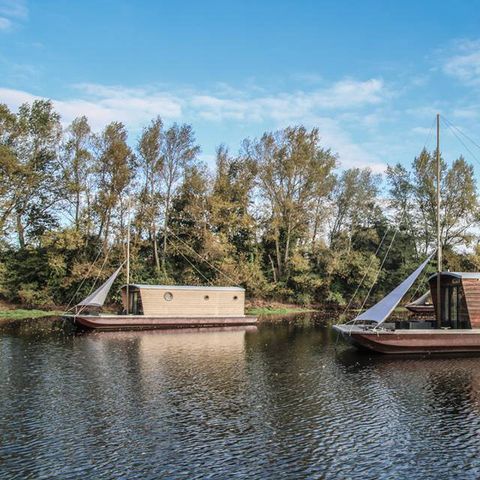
274 228 282 279
153 222 160 273
284 221 292 277
268 254 277 283
162 192 171 273
16 212 25 249
75 189 80 230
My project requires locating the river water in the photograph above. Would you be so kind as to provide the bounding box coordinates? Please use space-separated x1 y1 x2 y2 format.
1 313 480 479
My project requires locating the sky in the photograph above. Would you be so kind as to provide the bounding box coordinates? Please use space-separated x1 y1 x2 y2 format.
2 0 480 174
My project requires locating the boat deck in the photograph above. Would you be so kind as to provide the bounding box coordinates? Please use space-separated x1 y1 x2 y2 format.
334 325 480 334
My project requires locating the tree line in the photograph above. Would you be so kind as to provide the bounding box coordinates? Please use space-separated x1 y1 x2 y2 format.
1 99 479 309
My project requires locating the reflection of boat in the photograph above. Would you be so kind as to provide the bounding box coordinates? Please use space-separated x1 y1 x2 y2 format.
65 273 257 331
333 115 480 354
405 291 434 315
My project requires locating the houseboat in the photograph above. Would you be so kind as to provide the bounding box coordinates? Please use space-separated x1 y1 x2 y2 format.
333 114 480 354
334 268 480 354
65 267 257 331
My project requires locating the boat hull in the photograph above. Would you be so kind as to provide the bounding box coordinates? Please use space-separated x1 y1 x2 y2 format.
333 324 480 354
67 314 258 331
405 305 435 315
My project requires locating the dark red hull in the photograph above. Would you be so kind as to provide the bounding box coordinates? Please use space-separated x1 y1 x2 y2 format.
67 314 257 331
333 325 480 354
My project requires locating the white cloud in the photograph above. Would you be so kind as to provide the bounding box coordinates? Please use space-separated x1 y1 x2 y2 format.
301 115 387 173
0 85 183 131
0 0 28 19
443 39 480 86
0 0 27 32
188 78 386 124
0 86 35 105
0 16 11 30
0 78 389 171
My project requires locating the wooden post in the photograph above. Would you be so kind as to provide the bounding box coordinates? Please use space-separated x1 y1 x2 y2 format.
436 113 442 328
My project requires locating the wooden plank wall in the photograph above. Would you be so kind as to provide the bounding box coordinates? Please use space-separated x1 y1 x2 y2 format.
462 279 480 327
139 288 245 317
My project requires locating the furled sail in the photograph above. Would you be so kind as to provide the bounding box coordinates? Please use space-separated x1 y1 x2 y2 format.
355 253 434 324
77 265 123 307
406 290 431 307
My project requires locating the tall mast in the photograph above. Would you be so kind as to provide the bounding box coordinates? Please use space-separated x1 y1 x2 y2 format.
126 200 131 315
436 113 442 328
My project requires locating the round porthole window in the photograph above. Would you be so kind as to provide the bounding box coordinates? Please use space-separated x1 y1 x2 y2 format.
164 292 173 301
204 295 210 301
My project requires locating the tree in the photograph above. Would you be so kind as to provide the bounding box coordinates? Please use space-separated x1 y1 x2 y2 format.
210 145 257 254
3 101 62 247
136 117 163 273
0 103 19 237
387 149 479 258
159 123 200 273
168 165 210 284
329 167 381 249
62 116 93 231
92 122 136 248
248 126 337 282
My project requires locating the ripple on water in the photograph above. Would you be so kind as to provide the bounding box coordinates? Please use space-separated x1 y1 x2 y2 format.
2 322 480 479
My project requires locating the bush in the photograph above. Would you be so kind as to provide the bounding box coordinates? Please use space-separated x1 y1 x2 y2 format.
18 283 53 308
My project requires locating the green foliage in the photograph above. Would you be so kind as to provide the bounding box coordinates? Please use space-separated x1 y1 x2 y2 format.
0 101 479 310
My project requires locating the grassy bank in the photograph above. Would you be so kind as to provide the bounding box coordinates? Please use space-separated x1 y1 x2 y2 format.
0 301 315 320
0 309 63 321
246 303 317 316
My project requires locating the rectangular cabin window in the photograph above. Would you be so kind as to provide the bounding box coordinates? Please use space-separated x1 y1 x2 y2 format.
441 285 460 329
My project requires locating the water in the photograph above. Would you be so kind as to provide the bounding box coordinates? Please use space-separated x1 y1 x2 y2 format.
2 314 480 479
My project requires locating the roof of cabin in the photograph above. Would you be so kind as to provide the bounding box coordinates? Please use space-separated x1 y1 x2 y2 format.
428 272 480 281
121 284 244 291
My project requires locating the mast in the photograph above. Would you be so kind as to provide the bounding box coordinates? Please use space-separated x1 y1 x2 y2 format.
436 113 442 328
126 200 131 315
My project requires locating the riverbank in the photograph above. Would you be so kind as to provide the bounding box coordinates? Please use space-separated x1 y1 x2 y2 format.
0 309 63 321
245 299 319 315
0 301 315 322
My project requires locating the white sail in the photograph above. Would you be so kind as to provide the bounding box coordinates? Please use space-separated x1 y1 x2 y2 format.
355 253 434 324
406 290 431 307
77 265 123 307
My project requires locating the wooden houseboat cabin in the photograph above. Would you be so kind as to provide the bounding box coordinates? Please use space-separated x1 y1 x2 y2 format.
428 272 480 329
121 284 246 317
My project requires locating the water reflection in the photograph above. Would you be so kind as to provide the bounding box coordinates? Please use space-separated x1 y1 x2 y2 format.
2 319 480 479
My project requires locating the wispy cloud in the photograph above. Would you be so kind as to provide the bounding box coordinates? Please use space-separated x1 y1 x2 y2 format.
0 0 28 18
0 16 11 30
0 0 27 31
442 39 480 86
190 79 386 123
0 77 390 172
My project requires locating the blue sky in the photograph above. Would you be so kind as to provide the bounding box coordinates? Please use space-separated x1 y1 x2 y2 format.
2 0 480 173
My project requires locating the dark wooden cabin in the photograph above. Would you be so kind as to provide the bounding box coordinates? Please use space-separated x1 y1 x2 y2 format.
428 272 480 329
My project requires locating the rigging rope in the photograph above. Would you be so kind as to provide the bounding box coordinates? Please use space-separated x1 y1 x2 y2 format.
441 116 480 169
442 116 480 153
340 226 390 319
62 245 105 315
171 242 214 286
358 226 399 314
68 245 113 316
166 227 239 286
